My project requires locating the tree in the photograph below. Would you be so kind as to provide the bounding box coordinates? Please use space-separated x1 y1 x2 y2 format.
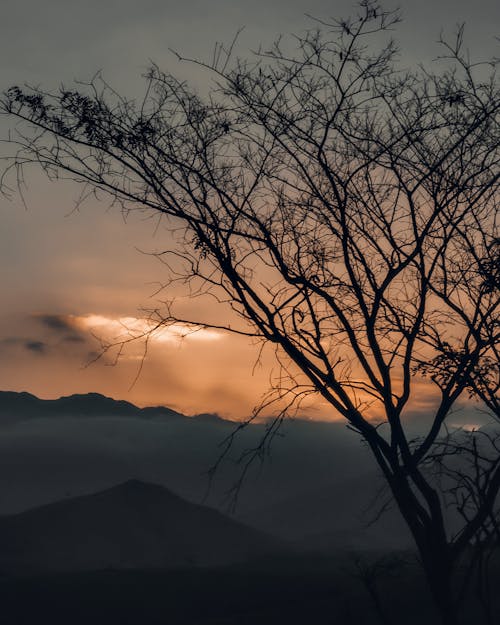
1 2 498 622
420 427 500 623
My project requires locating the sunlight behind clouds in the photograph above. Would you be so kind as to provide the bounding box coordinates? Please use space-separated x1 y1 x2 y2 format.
77 314 223 345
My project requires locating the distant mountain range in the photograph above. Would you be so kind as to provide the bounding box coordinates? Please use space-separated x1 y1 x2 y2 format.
0 479 282 575
0 389 413 552
0 390 228 423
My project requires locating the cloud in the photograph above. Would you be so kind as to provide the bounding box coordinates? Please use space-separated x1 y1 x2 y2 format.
24 341 47 354
37 314 74 332
75 314 223 345
0 337 47 355
31 313 91 347
0 314 92 364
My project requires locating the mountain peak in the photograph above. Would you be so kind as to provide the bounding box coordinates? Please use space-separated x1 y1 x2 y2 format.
60 392 113 402
107 479 174 495
0 480 282 574
0 390 184 420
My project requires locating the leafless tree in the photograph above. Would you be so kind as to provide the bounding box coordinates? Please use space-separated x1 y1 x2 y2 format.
350 552 407 625
421 428 500 623
1 2 498 623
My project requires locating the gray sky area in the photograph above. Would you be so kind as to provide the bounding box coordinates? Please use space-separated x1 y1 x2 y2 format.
0 0 498 417
1 1 497 88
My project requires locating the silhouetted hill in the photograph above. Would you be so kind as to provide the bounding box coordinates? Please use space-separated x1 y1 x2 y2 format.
0 390 229 421
0 480 282 575
0 390 414 551
0 389 388 547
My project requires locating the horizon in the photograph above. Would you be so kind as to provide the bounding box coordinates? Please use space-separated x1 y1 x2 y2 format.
0 387 492 430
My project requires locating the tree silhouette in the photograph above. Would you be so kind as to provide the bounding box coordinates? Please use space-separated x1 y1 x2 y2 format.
1 2 498 623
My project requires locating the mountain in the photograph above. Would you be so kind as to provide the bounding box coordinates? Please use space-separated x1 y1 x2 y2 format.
0 390 228 422
0 389 406 552
0 479 283 575
0 390 384 543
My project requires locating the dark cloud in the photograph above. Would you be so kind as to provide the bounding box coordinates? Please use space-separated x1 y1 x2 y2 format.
34 314 90 348
37 314 74 333
1 337 47 354
24 340 47 354
0 314 89 365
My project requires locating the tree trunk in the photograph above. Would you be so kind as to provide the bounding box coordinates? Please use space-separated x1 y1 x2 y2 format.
419 543 459 625
387 476 460 625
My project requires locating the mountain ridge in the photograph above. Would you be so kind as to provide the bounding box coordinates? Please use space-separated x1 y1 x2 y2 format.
0 478 284 575
0 390 235 423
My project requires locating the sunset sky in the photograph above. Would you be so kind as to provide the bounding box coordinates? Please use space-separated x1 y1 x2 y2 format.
0 0 497 420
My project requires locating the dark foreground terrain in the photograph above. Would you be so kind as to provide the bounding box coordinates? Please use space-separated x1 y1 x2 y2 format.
0 557 423 625
1 396 498 624
1 553 499 625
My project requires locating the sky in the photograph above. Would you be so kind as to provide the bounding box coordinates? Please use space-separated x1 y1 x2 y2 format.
0 0 498 419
